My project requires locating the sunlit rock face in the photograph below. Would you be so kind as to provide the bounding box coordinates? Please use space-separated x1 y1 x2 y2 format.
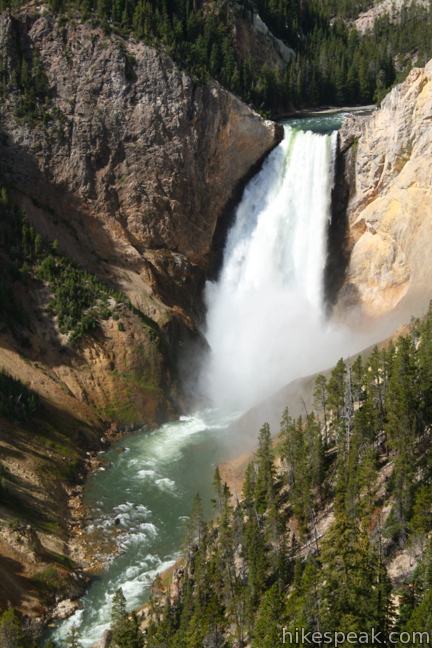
0 8 281 324
338 59 432 318
353 0 430 34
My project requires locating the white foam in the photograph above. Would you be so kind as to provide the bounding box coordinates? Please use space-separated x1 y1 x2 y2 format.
136 468 157 479
155 477 177 493
54 556 177 647
119 523 158 548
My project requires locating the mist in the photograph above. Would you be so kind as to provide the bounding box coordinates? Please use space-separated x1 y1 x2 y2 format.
197 125 402 415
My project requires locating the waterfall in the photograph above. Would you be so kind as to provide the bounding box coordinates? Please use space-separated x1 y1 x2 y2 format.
199 125 339 412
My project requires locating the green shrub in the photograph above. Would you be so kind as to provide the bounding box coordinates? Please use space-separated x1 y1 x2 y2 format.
0 608 28 648
0 370 39 421
0 185 162 346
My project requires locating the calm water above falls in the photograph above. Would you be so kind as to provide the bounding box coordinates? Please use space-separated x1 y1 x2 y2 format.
51 113 368 646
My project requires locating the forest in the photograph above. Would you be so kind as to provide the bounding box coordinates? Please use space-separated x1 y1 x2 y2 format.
133 305 432 648
1 0 432 113
7 303 432 646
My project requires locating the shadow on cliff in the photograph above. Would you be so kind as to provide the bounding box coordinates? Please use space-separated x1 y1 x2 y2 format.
0 130 215 384
0 556 34 609
208 125 284 284
0 130 151 295
324 136 356 314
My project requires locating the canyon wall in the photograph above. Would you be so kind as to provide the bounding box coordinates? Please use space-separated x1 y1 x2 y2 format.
0 6 281 424
336 59 432 318
0 5 281 615
0 8 280 323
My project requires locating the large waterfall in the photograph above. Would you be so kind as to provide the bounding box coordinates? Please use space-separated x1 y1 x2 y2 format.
200 125 340 412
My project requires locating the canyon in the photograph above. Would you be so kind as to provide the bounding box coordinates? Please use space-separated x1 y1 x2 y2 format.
0 0 432 639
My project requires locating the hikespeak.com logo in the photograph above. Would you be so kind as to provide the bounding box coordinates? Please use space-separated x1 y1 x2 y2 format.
281 628 432 645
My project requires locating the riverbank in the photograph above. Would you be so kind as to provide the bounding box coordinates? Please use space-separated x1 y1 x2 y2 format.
43 422 140 627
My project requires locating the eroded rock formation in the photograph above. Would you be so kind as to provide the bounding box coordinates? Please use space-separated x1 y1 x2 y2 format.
0 9 280 320
336 60 432 318
0 6 281 421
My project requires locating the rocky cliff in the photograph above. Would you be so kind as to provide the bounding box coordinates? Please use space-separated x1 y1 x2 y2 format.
335 59 432 318
0 3 280 616
0 7 280 322
0 4 281 423
230 2 294 74
354 0 429 33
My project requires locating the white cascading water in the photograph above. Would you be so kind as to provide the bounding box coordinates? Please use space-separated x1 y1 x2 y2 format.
200 125 340 412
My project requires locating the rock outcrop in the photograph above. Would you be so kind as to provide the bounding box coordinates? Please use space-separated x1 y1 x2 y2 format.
0 7 281 324
353 0 429 34
231 3 294 74
336 60 432 318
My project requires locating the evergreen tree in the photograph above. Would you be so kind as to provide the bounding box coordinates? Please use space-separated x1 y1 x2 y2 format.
111 588 144 648
285 559 322 635
319 513 392 635
66 627 81 648
254 423 274 514
252 583 285 648
385 337 418 541
0 609 28 648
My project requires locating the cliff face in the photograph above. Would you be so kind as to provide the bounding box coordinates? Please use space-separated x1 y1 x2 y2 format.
0 8 280 322
0 6 281 419
353 0 429 33
0 5 281 616
231 3 294 74
336 60 432 318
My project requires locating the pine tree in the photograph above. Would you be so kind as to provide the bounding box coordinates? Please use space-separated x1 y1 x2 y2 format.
111 588 144 648
252 583 285 648
385 336 419 541
409 486 432 546
66 626 81 648
285 559 322 635
327 358 346 443
313 375 328 445
185 492 206 552
319 513 391 635
254 423 274 514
